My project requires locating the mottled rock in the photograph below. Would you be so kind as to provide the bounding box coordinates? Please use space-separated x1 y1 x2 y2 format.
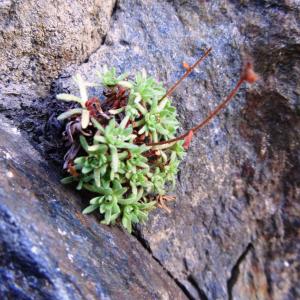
55 1 300 299
0 117 187 299
1 0 300 300
0 0 115 109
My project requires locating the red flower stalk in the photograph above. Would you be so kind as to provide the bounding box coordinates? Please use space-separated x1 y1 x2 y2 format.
147 57 259 148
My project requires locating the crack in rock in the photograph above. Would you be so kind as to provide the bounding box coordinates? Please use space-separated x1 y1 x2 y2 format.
133 231 195 300
227 243 254 300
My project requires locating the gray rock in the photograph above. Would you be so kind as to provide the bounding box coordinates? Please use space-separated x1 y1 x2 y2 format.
1 0 299 299
0 0 116 109
0 116 187 300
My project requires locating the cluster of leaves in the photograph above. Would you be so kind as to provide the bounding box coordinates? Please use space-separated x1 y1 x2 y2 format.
56 50 258 233
57 68 185 233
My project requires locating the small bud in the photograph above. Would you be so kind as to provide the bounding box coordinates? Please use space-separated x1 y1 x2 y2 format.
243 62 259 84
183 130 194 150
182 62 190 70
68 163 79 177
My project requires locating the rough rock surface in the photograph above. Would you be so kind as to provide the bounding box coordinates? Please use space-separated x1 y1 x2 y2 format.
0 0 299 300
0 0 115 109
0 116 187 300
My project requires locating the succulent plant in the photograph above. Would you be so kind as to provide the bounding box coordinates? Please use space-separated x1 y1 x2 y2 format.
57 66 186 233
57 74 99 129
57 49 258 233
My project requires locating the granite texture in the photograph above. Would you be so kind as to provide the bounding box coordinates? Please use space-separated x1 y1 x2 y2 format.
0 0 115 109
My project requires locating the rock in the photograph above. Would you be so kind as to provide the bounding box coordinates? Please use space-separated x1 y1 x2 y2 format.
1 0 299 299
55 1 299 299
0 116 187 300
0 0 116 109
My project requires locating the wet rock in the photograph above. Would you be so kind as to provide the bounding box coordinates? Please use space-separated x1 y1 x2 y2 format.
0 0 116 109
0 116 187 300
1 0 299 299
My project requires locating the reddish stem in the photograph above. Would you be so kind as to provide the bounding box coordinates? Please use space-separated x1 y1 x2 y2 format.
158 48 212 103
147 77 245 147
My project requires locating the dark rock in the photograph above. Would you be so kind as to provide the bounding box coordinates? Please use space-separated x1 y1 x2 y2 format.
1 0 299 299
0 117 187 299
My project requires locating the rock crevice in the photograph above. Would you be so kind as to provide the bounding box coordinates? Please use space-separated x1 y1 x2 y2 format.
0 0 299 299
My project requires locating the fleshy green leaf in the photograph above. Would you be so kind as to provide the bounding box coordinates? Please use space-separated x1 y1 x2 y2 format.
122 216 132 233
57 108 83 120
79 136 89 152
91 118 105 133
56 93 82 103
88 144 108 153
81 109 90 129
82 204 98 214
61 176 75 184
110 145 119 173
94 168 101 187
